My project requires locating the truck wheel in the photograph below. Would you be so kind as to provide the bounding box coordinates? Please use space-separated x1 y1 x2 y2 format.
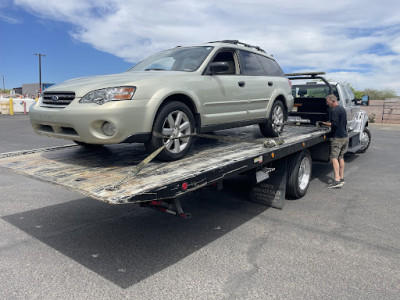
286 149 312 199
145 101 195 161
259 100 286 137
356 127 371 153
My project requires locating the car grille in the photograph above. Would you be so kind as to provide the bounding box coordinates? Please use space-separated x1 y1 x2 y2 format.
42 92 76 107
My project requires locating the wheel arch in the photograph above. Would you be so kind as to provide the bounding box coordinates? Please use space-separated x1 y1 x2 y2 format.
274 94 288 112
266 94 288 118
156 93 201 131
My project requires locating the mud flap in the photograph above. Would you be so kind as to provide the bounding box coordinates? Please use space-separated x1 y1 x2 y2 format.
249 158 287 209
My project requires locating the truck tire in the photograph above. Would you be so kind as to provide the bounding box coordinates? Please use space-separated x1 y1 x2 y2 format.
259 100 286 137
286 149 312 199
145 101 195 161
356 127 371 153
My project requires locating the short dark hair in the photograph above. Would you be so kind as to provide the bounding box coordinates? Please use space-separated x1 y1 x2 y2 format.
326 94 337 102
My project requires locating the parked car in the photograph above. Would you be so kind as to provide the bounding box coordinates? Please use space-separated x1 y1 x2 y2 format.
30 40 294 161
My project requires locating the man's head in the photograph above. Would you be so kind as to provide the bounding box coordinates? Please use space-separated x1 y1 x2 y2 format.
326 94 338 108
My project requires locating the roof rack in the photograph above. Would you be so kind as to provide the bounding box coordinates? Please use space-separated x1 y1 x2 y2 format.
285 72 333 95
207 40 266 53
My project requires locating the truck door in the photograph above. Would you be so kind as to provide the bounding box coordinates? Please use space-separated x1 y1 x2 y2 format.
343 85 357 130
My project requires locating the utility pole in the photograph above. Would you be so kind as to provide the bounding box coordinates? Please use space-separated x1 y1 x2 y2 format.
1 75 4 93
34 53 46 94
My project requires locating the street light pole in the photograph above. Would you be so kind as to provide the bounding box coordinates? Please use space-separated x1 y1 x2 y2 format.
1 75 4 93
34 53 46 95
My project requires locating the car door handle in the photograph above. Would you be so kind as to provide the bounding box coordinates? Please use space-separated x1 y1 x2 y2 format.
268 81 273 86
238 81 245 87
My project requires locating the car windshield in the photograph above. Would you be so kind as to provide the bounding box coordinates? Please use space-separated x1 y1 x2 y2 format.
292 84 339 99
128 46 214 72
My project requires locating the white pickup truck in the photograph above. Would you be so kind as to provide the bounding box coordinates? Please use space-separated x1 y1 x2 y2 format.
287 72 371 153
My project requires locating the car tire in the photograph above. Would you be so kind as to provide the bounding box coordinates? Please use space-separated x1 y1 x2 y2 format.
145 101 195 161
259 100 286 137
74 141 103 148
356 127 371 153
286 149 312 199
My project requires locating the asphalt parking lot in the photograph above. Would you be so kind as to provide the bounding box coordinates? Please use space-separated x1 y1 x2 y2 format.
1 114 399 299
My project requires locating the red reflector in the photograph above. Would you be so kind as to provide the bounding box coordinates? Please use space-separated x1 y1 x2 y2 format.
182 182 188 190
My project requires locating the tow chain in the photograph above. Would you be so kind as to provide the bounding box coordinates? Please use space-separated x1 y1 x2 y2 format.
105 131 284 191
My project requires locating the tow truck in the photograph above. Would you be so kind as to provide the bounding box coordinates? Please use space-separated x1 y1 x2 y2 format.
0 72 370 218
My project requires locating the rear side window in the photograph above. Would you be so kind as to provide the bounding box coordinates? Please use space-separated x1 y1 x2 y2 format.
238 50 265 76
257 55 285 76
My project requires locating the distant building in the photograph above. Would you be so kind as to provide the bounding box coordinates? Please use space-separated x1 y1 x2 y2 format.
22 83 54 97
12 87 22 95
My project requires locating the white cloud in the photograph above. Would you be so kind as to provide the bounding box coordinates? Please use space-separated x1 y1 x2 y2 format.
13 0 400 94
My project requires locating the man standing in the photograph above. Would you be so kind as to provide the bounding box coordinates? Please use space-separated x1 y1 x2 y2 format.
320 94 348 188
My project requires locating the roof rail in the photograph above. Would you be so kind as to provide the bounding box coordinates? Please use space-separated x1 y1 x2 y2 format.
207 40 266 53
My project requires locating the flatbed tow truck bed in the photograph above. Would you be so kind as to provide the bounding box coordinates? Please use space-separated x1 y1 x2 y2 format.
0 125 330 208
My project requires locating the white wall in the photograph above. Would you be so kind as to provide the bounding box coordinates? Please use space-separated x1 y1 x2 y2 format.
0 98 36 113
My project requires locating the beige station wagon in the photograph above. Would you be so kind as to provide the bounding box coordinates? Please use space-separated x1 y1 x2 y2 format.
30 40 294 161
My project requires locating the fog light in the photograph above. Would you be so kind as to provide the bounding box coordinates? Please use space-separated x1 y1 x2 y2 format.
102 121 116 136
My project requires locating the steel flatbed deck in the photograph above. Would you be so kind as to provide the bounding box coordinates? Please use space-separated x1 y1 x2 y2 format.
0 125 330 205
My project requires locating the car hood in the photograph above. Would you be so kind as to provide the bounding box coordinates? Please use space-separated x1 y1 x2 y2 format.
44 71 192 97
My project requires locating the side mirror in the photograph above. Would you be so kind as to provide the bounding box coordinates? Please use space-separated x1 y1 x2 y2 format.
361 94 369 106
208 62 229 75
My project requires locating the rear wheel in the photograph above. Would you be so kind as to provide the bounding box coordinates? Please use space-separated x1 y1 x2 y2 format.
259 100 286 137
145 101 195 161
356 127 371 153
286 149 312 199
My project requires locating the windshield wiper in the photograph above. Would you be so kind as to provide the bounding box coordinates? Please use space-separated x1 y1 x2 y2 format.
145 68 166 71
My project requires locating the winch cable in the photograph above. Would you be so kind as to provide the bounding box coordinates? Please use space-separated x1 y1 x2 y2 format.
105 131 284 191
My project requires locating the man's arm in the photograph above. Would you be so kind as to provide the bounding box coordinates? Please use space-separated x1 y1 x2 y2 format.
319 121 331 126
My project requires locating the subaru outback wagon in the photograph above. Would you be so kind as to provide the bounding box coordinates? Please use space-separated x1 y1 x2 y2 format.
30 40 294 161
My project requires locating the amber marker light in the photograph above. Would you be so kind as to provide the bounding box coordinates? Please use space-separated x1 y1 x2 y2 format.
113 87 136 100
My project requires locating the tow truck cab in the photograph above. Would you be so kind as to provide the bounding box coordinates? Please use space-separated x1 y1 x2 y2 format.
286 72 371 153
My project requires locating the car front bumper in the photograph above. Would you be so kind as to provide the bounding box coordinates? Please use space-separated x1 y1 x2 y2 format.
29 98 154 144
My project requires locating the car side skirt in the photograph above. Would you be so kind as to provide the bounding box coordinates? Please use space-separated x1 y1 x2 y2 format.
200 118 267 133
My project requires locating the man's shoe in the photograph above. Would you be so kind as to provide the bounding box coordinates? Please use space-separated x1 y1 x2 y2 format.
340 178 345 184
328 180 343 188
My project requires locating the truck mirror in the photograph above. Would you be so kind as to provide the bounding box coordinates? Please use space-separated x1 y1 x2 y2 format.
361 95 369 106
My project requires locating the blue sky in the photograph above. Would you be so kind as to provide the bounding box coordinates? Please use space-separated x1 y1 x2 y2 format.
1 0 400 94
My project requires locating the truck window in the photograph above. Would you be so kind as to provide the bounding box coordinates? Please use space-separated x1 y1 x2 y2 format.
292 85 338 98
346 86 355 102
238 50 265 76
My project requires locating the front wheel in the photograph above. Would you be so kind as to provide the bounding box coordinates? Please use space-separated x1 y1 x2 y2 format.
259 100 287 137
356 127 371 153
145 101 195 161
286 149 312 199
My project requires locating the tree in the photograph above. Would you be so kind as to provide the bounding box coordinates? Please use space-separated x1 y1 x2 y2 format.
343 82 397 100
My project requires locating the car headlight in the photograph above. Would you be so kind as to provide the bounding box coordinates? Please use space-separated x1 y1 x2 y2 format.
80 86 136 105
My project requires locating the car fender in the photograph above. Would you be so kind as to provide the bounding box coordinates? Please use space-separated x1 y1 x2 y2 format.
146 87 202 125
265 87 293 117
